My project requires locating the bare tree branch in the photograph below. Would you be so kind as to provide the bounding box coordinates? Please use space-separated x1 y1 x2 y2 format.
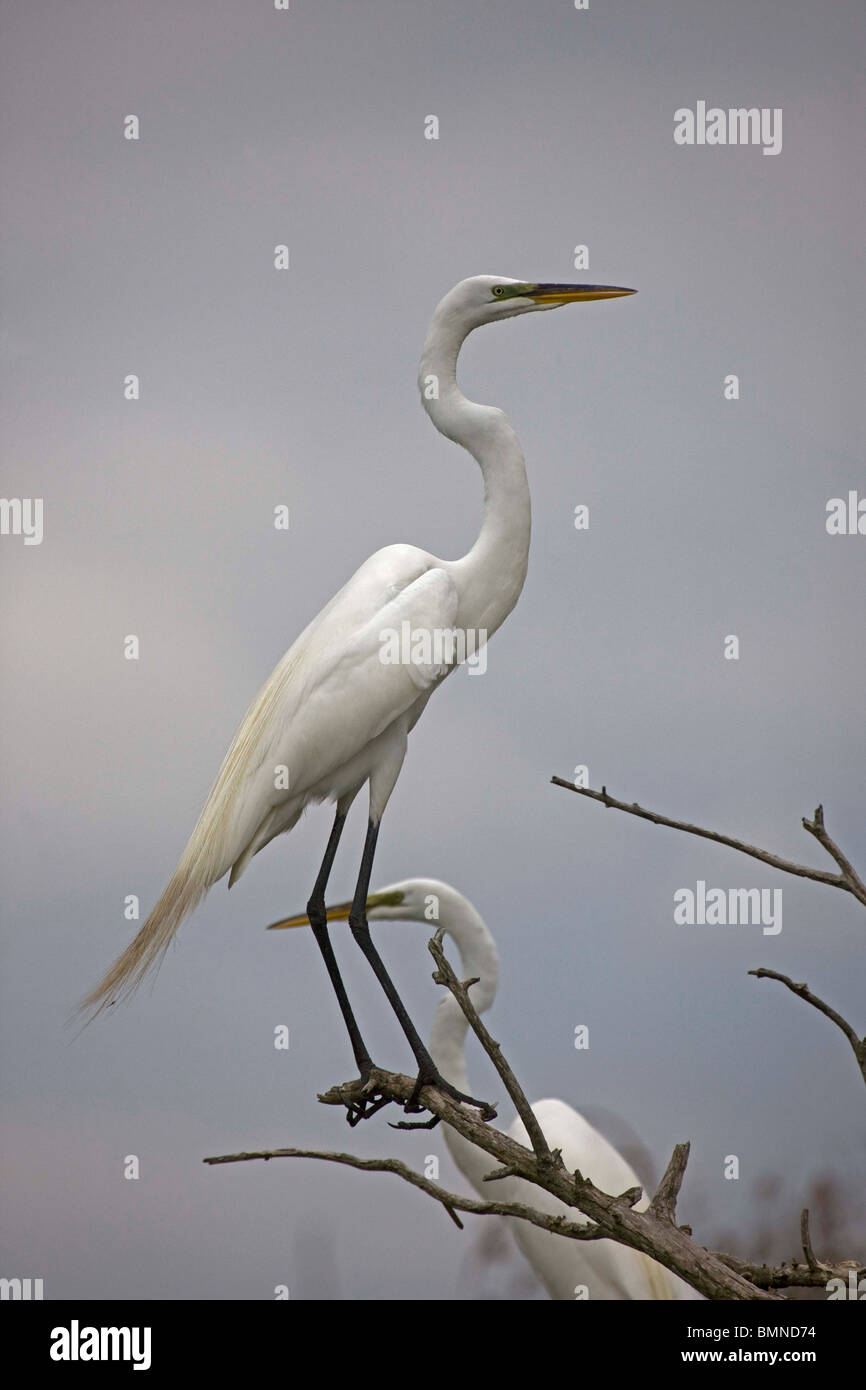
202 1144 602 1239
545 776 865 1291
716 1250 865 1291
648 1142 691 1224
428 926 553 1166
204 1062 863 1299
801 805 866 906
550 780 866 907
205 932 866 1300
749 967 866 1086
209 790 865 1300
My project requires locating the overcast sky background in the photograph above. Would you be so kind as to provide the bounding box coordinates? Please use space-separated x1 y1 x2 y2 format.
1 0 863 1300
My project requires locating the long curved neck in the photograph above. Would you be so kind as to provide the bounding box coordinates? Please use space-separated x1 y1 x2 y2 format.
418 309 531 637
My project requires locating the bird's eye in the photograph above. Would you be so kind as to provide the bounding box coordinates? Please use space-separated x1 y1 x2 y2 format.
492 286 505 297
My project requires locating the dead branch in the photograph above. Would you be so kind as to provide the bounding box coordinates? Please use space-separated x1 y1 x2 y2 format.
550 781 866 908
648 1142 691 1223
204 1060 862 1299
546 776 864 1288
207 1064 765 1298
203 1142 601 1240
801 805 866 906
428 927 552 1165
716 1250 865 1291
205 955 862 1303
207 789 865 1300
749 967 866 1086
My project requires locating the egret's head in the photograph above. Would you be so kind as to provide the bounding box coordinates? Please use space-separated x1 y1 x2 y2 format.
266 879 447 931
266 877 497 1007
437 275 636 332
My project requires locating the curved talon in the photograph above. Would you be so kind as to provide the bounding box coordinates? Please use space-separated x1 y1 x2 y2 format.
345 1092 392 1126
337 1064 496 1126
406 1068 496 1121
343 1068 394 1125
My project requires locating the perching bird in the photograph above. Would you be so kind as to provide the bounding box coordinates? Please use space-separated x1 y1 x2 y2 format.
80 276 635 1117
269 878 700 1300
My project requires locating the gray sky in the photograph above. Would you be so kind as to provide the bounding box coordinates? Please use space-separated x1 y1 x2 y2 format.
1 0 863 1299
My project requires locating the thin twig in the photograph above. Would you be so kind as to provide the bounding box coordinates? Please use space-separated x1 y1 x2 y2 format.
800 1209 818 1272
483 1165 520 1182
205 1131 862 1294
428 927 554 1166
202 1145 601 1241
749 968 866 1086
801 805 866 906
716 1251 864 1291
205 1130 860 1295
551 780 866 905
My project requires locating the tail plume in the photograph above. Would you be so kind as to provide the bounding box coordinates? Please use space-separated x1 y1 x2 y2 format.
76 852 211 1023
76 644 306 1023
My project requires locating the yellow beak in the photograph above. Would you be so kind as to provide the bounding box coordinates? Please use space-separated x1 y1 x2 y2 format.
267 900 352 930
528 283 636 304
267 888 404 930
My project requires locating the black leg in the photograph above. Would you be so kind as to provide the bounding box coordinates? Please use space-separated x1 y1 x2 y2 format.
307 811 373 1081
348 819 496 1121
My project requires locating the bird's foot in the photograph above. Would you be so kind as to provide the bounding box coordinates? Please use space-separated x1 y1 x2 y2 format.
344 1063 394 1127
345 1092 392 1126
404 1066 497 1122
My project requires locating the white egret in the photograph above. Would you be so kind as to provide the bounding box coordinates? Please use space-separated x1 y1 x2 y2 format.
270 878 700 1300
80 277 635 1118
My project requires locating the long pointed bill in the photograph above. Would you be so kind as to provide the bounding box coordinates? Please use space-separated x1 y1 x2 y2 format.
267 900 351 930
267 889 404 930
528 283 636 304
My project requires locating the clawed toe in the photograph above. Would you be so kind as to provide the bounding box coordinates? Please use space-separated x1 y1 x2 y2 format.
343 1066 394 1126
346 1093 392 1126
339 1063 496 1126
406 1068 496 1122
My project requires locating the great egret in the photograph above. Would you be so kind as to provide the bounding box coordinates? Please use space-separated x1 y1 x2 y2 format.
81 276 635 1117
270 878 700 1300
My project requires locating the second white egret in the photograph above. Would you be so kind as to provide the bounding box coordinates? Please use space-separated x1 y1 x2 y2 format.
270 878 700 1300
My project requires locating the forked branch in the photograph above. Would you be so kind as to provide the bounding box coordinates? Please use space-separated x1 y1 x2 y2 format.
205 791 865 1299
204 937 862 1299
550 781 866 908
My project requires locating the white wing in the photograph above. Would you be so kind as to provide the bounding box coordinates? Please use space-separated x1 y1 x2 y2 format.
220 557 460 879
502 1100 702 1300
79 544 458 1016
